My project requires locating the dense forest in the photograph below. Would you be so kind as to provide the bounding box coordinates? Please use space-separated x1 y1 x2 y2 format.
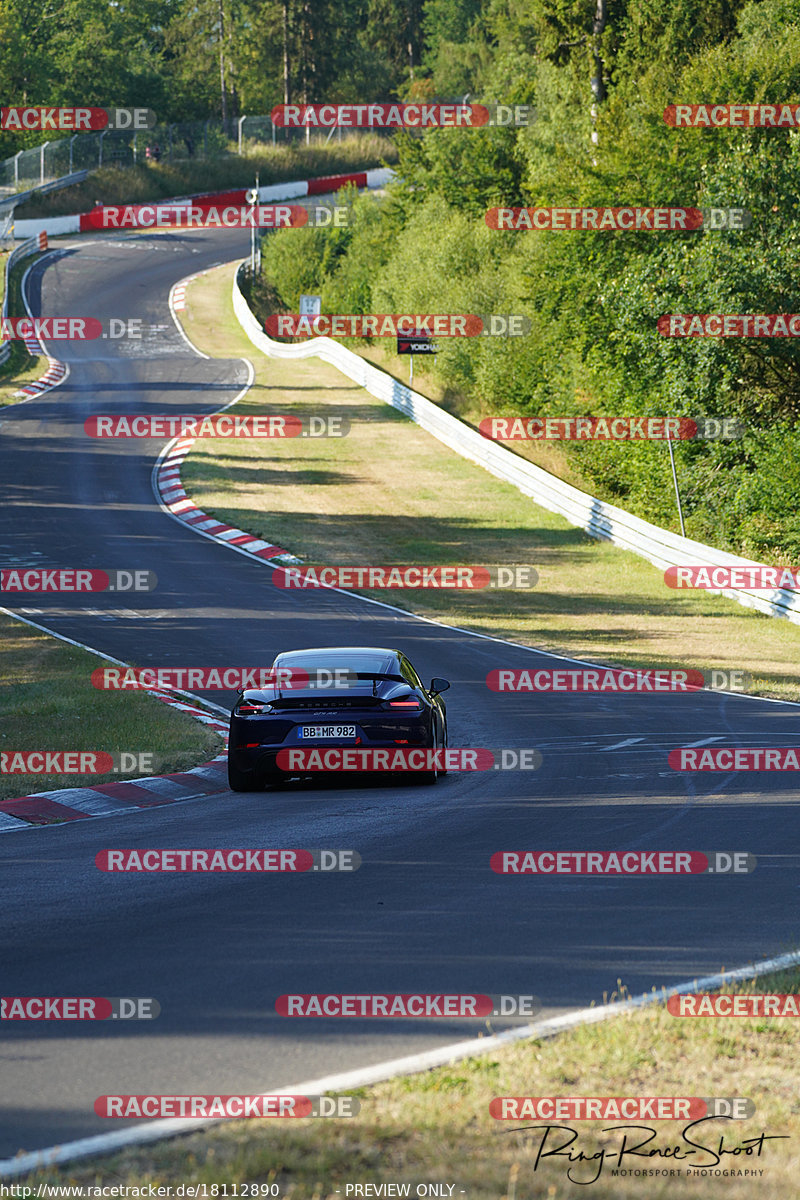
4 0 800 558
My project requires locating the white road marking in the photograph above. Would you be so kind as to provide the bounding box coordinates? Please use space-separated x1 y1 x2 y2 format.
597 737 647 751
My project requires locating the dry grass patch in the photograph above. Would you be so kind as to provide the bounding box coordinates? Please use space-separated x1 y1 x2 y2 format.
0 612 221 802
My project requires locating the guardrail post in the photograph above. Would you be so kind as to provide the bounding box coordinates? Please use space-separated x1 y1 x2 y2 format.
14 151 22 188
39 141 50 185
238 114 246 155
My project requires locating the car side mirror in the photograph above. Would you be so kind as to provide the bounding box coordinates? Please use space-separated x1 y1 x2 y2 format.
429 677 450 696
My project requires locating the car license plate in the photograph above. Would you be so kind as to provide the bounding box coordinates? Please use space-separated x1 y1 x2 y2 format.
300 725 357 739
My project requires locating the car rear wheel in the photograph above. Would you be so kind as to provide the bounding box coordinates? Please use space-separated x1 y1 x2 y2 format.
227 758 262 792
416 725 445 785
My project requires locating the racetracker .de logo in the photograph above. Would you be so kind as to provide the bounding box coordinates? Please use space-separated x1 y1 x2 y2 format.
665 565 800 589
491 851 756 874
85 415 304 438
1 997 159 1019
487 207 750 231
86 203 349 231
1 318 164 342
265 314 532 338
1 317 102 341
669 993 800 1017
670 746 800 771
96 1095 358 1118
271 103 535 128
91 666 319 690
273 748 542 772
487 668 704 692
490 1097 754 1120
95 849 360 872
273 565 538 590
481 416 743 441
0 107 156 131
480 417 693 441
2 751 113 775
1 569 156 592
664 103 800 127
276 993 539 1017
659 314 800 336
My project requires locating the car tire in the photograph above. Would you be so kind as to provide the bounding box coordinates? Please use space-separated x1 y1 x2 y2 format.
415 726 443 785
439 719 448 776
227 758 262 792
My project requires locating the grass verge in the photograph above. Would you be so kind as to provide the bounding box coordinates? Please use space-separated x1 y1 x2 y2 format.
14 966 800 1197
0 248 44 404
174 261 800 704
0 612 221 803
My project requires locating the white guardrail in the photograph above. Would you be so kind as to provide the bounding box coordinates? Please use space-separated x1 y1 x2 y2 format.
232 267 800 626
0 231 47 365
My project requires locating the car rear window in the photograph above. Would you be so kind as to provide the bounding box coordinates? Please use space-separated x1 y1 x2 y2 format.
275 652 395 675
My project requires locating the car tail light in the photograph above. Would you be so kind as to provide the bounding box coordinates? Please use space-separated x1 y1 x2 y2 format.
387 699 423 709
236 702 272 715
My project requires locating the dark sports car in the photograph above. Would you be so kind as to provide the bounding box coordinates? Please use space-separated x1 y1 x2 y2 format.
227 646 450 791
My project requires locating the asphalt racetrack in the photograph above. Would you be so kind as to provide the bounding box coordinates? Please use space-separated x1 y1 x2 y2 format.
1 228 798 1157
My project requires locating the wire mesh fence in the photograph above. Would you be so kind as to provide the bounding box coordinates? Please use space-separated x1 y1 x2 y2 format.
0 117 359 195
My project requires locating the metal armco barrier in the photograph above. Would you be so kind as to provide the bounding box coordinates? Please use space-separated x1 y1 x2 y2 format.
232 268 800 627
12 168 395 238
0 231 48 364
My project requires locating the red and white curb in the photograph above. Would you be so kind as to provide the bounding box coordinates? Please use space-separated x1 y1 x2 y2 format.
6 246 70 401
13 168 395 239
13 342 67 398
0 689 228 830
172 282 187 311
154 437 299 564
